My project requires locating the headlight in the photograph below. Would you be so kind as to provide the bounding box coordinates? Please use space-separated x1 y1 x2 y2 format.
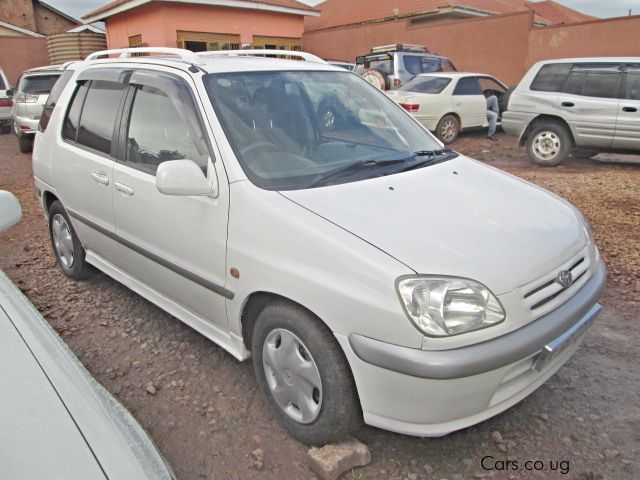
396 276 505 337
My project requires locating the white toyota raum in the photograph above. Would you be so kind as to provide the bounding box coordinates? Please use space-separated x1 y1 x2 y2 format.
32 48 606 445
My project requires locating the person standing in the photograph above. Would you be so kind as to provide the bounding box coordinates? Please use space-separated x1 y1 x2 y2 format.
486 93 500 141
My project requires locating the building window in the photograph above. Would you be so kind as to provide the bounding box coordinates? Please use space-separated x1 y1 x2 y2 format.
128 34 143 47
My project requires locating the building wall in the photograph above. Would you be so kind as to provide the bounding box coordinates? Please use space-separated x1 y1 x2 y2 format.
105 3 305 49
0 37 49 85
33 2 79 36
303 12 640 86
0 0 37 32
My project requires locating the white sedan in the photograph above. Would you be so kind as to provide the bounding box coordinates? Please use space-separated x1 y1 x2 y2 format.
386 73 508 144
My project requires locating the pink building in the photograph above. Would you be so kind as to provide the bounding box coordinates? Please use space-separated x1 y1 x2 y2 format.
82 0 319 52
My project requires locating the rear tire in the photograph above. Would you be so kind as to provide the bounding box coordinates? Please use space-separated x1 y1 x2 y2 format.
526 121 571 166
251 300 360 446
18 134 33 153
48 201 93 280
436 114 460 144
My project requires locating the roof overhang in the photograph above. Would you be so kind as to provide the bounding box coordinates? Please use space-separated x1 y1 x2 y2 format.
0 20 44 37
83 0 319 23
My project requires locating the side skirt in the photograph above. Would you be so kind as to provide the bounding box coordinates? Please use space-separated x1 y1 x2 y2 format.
85 250 250 361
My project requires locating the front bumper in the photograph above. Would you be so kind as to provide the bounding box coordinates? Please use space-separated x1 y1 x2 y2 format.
341 258 606 436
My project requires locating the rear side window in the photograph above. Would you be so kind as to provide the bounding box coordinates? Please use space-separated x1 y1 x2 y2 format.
0 75 5 90
530 63 572 92
38 70 74 132
453 77 482 95
62 82 88 141
75 80 127 154
623 64 640 100
397 76 451 94
19 74 60 95
125 84 209 175
563 64 621 98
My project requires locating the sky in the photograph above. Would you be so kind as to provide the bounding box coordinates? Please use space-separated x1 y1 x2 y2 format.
48 0 637 21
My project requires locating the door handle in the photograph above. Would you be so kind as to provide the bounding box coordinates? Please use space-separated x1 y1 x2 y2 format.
561 102 575 107
622 106 638 112
114 182 134 196
91 172 109 185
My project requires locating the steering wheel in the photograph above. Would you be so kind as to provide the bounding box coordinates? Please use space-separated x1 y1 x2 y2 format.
240 141 278 156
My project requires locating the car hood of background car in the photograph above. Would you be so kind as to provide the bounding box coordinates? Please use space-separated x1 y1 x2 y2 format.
280 156 586 295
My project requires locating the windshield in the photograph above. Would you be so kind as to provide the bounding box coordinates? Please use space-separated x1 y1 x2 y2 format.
20 74 61 95
403 56 456 75
398 76 451 94
204 70 449 190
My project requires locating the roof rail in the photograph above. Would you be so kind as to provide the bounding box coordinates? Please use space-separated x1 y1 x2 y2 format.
86 47 204 65
196 49 328 65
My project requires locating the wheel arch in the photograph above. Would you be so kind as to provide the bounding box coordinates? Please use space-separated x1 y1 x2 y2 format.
42 190 60 215
520 115 575 147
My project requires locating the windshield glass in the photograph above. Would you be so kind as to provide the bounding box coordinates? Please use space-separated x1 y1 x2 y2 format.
403 56 456 75
204 70 448 190
20 74 61 95
398 76 451 94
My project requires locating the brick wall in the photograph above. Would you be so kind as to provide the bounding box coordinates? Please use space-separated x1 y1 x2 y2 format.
0 0 37 32
33 2 78 36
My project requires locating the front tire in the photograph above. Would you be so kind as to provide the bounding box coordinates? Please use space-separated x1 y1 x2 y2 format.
436 114 460 144
18 134 33 153
252 301 360 445
526 121 571 166
48 201 92 280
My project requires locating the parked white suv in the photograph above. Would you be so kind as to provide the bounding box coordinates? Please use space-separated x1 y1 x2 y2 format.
33 48 605 445
503 58 640 165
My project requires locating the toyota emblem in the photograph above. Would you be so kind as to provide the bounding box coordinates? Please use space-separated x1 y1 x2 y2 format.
556 270 573 288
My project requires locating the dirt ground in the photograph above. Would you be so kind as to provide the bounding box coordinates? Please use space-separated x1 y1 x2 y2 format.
0 130 638 480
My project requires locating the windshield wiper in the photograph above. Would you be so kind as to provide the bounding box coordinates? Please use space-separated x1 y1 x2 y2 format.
397 148 457 172
309 158 407 187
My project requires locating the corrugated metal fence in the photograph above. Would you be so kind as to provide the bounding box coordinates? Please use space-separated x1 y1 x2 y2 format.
47 32 107 64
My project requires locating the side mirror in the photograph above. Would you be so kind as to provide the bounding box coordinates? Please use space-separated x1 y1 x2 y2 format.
0 191 22 232
156 159 217 197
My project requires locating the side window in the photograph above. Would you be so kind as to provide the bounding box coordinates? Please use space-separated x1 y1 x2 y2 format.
62 82 89 141
76 80 127 154
478 77 505 93
563 64 621 99
563 70 586 95
623 64 640 100
125 84 209 175
39 69 74 133
530 63 572 92
453 77 482 95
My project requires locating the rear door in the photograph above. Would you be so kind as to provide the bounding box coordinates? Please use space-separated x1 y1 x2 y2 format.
111 68 230 328
54 71 128 255
613 63 640 150
452 76 486 127
558 63 622 148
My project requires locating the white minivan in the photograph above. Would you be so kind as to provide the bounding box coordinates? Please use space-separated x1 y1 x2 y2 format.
33 48 605 445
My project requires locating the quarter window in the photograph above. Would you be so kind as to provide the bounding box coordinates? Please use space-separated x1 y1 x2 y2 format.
125 84 209 175
453 77 482 95
623 64 640 100
76 80 127 154
530 63 572 92
62 82 89 142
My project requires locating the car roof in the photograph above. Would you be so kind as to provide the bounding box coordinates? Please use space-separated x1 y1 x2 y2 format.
535 57 640 65
415 72 493 79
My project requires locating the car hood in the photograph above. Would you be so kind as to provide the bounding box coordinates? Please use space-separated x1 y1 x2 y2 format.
280 156 586 294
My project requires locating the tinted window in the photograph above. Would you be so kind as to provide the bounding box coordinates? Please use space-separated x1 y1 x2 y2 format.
76 81 126 154
19 74 61 95
478 77 505 93
530 63 572 92
563 64 621 98
563 70 586 95
126 85 209 175
356 58 392 76
623 64 640 100
39 69 74 132
0 75 5 90
397 76 451 94
453 77 482 95
403 55 453 75
62 82 88 142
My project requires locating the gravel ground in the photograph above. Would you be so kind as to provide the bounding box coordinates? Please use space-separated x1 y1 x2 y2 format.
0 130 638 480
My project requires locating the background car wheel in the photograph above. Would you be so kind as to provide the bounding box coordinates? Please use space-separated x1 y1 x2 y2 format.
436 114 460 144
18 135 33 153
0 125 11 135
251 300 360 446
48 201 92 280
526 121 571 166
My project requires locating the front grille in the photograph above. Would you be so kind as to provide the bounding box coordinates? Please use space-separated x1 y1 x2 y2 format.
524 255 590 312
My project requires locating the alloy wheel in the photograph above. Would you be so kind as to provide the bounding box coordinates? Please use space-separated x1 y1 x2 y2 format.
51 213 75 269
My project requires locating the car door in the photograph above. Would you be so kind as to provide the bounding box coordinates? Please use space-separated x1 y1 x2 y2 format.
111 69 229 328
478 76 507 124
55 72 128 254
613 63 640 150
452 77 486 127
558 63 622 148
